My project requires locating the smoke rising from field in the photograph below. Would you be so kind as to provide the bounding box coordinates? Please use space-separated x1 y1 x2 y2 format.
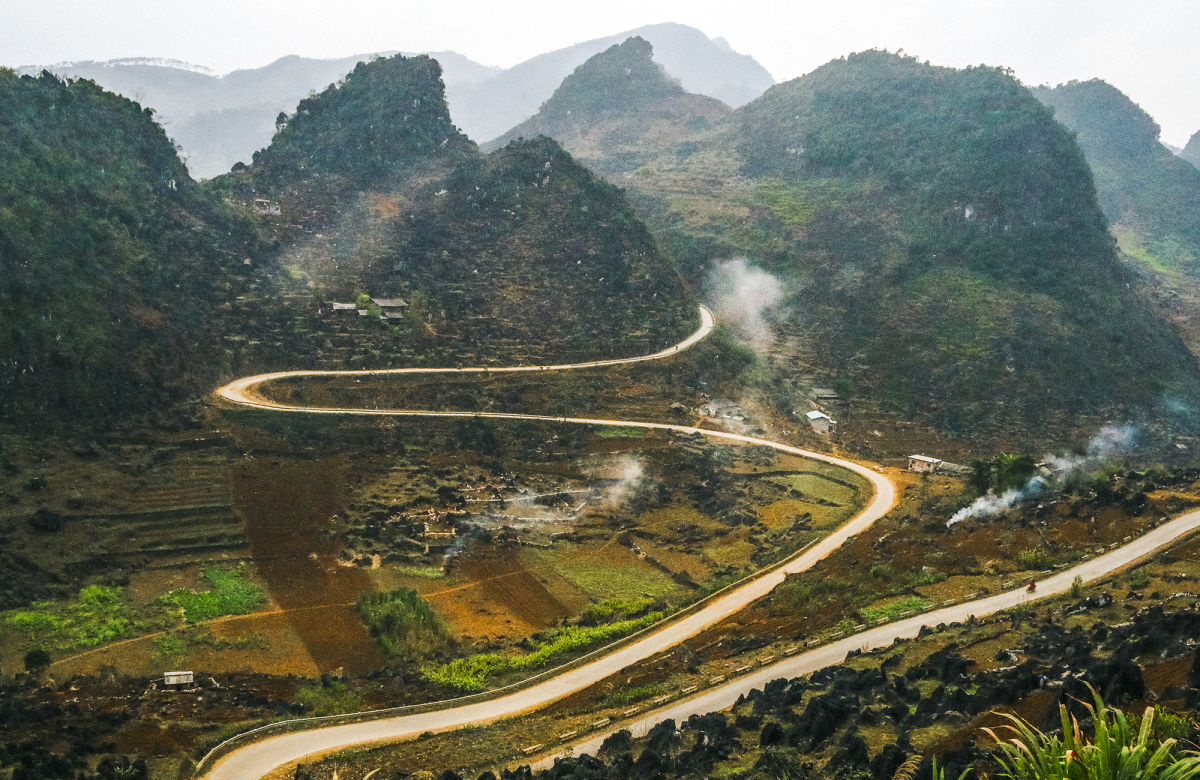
601 455 644 507
706 258 785 354
946 424 1140 526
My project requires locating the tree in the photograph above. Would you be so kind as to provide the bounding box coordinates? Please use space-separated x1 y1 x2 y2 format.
23 646 50 672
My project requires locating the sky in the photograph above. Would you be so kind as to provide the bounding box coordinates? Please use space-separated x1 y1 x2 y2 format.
4 0 1197 146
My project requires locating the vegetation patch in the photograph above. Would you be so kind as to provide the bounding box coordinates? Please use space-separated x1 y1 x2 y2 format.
595 426 647 439
423 610 665 691
356 588 455 660
394 565 445 580
859 597 931 623
5 585 137 651
295 679 363 717
163 565 265 623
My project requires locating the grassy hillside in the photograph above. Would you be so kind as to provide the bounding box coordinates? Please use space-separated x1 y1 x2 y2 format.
1033 79 1200 278
587 51 1200 435
0 69 263 426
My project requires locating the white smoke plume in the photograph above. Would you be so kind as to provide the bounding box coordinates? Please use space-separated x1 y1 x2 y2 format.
946 424 1140 526
706 258 785 354
601 455 645 507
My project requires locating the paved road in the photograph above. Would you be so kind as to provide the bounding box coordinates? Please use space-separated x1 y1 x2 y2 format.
202 305 898 779
204 302 1200 778
546 507 1200 768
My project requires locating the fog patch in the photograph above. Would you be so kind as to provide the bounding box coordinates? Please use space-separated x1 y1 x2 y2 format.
706 258 785 353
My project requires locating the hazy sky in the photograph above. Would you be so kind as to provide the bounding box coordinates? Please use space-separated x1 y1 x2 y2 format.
5 0 1197 145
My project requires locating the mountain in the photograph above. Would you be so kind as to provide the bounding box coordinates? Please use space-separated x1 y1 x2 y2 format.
0 69 262 426
25 53 499 179
1183 130 1200 169
26 24 771 177
450 23 773 143
1032 80 1200 276
211 53 695 363
485 37 731 176
533 49 1200 434
230 54 476 196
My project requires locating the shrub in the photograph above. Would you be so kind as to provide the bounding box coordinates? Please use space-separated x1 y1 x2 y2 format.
23 647 50 672
1017 549 1049 570
356 588 454 660
1070 575 1084 599
294 680 362 717
1130 569 1151 589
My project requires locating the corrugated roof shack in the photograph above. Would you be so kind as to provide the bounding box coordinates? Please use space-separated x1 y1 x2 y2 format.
806 410 836 434
908 454 942 473
163 671 194 687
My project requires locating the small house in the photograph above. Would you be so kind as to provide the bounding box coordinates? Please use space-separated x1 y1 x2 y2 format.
371 297 407 310
330 302 358 312
163 671 194 687
252 199 280 216
908 455 942 473
806 410 835 434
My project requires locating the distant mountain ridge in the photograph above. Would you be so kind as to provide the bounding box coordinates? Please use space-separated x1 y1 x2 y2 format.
23 24 772 178
210 53 695 365
1183 130 1200 169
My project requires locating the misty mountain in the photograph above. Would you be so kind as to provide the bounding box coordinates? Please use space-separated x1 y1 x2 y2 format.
449 22 773 143
484 37 731 176
547 49 1200 434
26 24 771 179
1183 130 1200 170
24 52 497 179
1033 79 1200 277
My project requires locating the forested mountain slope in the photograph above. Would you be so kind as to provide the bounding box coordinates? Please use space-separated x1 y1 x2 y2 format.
547 50 1200 435
210 53 695 363
1033 79 1200 277
0 69 262 426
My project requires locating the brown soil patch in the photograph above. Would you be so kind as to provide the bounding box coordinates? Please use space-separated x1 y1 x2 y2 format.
431 548 573 640
232 456 384 674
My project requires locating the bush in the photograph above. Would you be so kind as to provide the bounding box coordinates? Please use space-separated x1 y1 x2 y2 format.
356 588 454 660
1070 575 1084 599
23 646 50 671
1017 549 1049 570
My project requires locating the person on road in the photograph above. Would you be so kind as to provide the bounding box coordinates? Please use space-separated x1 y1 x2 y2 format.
1026 578 1036 593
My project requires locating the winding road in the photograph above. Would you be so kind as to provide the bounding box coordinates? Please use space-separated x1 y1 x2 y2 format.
202 305 1200 779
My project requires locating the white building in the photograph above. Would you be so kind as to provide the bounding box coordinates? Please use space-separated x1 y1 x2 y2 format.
908 455 942 473
806 410 835 434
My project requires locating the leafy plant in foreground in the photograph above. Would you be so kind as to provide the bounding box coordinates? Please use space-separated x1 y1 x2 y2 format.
983 687 1200 780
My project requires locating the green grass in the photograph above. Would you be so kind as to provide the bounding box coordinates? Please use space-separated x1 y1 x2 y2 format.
544 557 681 603
164 565 266 623
860 597 930 623
155 635 187 657
605 684 661 708
423 610 665 691
580 597 655 624
356 588 455 660
595 426 646 439
5 585 138 651
394 565 445 579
